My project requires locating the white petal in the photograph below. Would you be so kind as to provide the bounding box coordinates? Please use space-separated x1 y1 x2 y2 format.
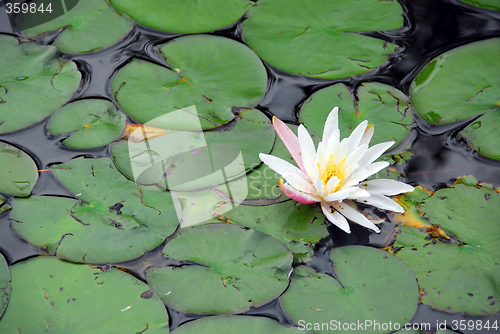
281 181 322 203
342 161 390 188
346 188 371 200
322 107 339 143
325 128 340 154
358 141 394 167
325 176 341 194
332 200 380 233
357 194 405 212
259 153 309 181
314 176 325 198
344 143 368 168
323 187 357 202
346 120 368 152
321 202 350 233
333 138 348 165
298 125 317 179
359 124 374 146
359 179 414 196
282 172 316 194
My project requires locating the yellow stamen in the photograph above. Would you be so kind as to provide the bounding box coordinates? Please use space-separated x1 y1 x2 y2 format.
320 158 346 191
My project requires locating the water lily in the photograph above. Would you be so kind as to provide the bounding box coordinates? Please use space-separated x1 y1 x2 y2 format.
259 107 414 234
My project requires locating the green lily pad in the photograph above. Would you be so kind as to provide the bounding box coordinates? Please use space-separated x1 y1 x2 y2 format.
458 0 500 10
171 315 311 334
280 246 419 334
0 142 38 197
215 200 328 263
175 187 229 229
111 108 274 191
0 253 10 320
112 35 267 130
243 0 403 79
49 99 126 149
410 38 500 159
21 0 134 54
0 257 169 333
11 157 179 264
299 82 413 148
0 35 81 134
393 182 500 315
0 196 10 214
147 223 292 314
111 0 253 33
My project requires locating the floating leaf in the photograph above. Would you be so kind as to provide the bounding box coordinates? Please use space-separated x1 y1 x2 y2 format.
21 0 134 53
0 142 38 197
111 0 253 33
11 158 179 264
215 201 328 262
171 315 311 334
0 257 169 333
243 0 403 79
49 99 126 149
112 35 267 130
0 35 80 134
111 108 274 191
0 253 10 320
280 246 419 334
0 196 10 214
393 181 500 315
299 83 413 148
410 38 500 160
147 223 292 314
458 0 500 10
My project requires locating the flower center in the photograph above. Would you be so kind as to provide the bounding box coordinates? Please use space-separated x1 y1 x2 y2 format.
320 158 346 187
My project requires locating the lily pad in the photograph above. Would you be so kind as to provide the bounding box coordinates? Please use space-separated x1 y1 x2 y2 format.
49 99 126 149
0 196 10 214
171 315 311 334
299 82 413 148
21 0 134 53
215 200 328 262
243 0 403 79
458 0 500 10
111 108 274 191
0 252 10 320
11 157 179 264
111 0 253 33
0 142 38 197
112 35 267 130
0 257 169 333
147 223 292 314
280 246 419 334
0 35 81 134
392 181 500 315
410 38 500 159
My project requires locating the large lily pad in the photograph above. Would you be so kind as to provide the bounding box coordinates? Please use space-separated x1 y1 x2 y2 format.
299 82 413 148
111 0 253 33
243 0 403 79
21 0 134 54
280 246 419 334
0 35 80 134
11 157 179 264
147 223 292 314
0 142 38 197
410 38 500 159
0 253 10 320
0 257 169 333
49 99 126 149
215 200 328 262
112 35 267 130
458 0 500 10
392 180 500 315
111 108 274 191
172 315 311 334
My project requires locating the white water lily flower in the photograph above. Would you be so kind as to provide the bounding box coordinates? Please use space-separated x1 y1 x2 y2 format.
259 107 414 234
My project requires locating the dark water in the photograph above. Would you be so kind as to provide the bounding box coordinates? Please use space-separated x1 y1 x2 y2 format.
1 0 500 332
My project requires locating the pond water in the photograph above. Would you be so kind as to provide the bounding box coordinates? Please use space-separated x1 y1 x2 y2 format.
0 0 499 332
